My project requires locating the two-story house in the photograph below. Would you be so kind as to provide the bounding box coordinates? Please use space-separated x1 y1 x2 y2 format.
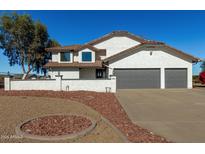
44 31 201 89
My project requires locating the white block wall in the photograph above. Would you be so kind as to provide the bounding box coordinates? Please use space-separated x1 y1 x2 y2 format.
62 77 116 93
4 76 116 93
109 50 193 89
10 80 58 91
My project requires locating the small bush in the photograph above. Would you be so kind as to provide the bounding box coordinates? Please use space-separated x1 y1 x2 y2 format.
199 72 205 84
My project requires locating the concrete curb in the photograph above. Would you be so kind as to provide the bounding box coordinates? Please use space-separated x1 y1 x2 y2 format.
15 114 97 141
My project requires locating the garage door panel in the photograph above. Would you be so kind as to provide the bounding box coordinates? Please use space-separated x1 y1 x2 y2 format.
114 69 160 89
165 68 187 88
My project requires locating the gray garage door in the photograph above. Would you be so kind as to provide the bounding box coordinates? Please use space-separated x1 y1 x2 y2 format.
165 68 187 88
114 68 160 89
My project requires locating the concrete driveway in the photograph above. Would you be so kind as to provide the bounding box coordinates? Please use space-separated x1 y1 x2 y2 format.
116 88 205 143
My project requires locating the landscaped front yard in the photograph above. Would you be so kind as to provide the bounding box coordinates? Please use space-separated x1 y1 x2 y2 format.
0 90 168 143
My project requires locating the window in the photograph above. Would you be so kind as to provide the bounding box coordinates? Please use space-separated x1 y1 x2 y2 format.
82 52 92 62
60 52 70 62
96 69 104 78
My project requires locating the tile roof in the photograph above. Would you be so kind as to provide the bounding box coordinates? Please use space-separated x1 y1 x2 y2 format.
87 31 145 45
103 42 201 63
44 60 103 68
45 44 82 52
45 31 201 64
45 44 106 53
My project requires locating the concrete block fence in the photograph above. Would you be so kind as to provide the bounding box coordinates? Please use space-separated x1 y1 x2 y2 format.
4 76 116 93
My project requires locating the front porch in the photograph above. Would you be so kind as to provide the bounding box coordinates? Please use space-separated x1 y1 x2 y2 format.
79 68 108 79
46 60 111 80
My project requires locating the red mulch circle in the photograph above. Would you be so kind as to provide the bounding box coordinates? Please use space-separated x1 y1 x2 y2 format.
0 90 170 142
20 115 92 136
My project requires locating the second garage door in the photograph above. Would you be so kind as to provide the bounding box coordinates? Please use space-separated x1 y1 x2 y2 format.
114 68 160 89
165 68 187 88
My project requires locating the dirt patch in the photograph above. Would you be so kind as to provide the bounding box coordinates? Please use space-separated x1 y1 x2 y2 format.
0 96 125 143
0 90 169 142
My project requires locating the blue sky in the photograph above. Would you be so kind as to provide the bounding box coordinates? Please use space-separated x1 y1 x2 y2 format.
0 10 204 75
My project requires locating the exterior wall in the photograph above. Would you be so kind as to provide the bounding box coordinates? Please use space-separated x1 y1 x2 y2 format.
73 52 79 62
94 36 140 58
52 53 58 62
80 68 96 79
187 66 193 89
109 50 193 89
62 76 116 93
78 49 95 63
52 49 96 63
10 79 58 91
48 68 79 79
4 76 116 93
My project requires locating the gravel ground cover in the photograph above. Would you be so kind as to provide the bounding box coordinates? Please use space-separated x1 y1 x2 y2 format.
0 90 169 142
0 96 125 143
21 115 92 136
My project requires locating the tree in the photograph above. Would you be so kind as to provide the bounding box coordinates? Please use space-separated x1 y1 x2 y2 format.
0 13 60 79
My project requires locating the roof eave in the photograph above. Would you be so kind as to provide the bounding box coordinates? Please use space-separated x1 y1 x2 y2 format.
103 43 202 63
161 44 202 63
87 31 145 45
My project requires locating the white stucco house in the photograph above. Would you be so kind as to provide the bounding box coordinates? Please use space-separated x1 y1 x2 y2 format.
4 31 201 92
45 31 200 89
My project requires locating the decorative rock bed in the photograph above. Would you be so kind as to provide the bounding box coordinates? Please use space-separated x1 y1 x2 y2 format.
16 115 96 140
1 90 168 142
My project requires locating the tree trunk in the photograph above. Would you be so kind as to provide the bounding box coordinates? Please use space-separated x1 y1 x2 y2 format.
21 64 26 80
43 69 47 78
24 71 30 80
21 50 26 80
22 64 33 80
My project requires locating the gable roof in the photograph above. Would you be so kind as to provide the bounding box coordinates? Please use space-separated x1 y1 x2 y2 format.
44 60 103 68
45 30 201 63
87 31 145 45
159 44 202 62
45 44 106 54
45 44 81 52
103 41 201 63
77 44 106 53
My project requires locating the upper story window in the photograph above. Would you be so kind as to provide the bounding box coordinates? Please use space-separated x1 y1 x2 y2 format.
82 52 92 62
60 52 71 62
